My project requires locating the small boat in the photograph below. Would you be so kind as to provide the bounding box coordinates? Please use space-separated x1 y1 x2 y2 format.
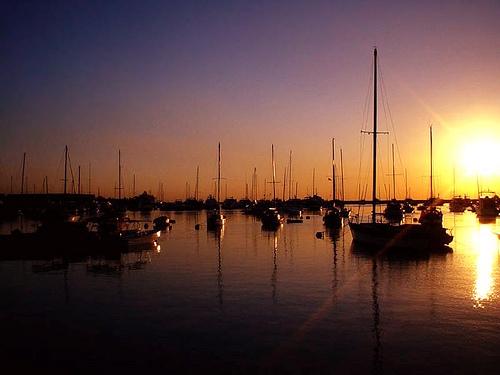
383 199 404 223
261 207 284 229
402 200 414 213
383 145 404 223
153 215 172 231
0 215 160 260
449 196 467 213
476 193 498 220
323 207 342 228
286 208 303 223
418 206 443 225
207 209 226 228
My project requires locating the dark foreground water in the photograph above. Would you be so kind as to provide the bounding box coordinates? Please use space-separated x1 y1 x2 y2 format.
1 209 500 374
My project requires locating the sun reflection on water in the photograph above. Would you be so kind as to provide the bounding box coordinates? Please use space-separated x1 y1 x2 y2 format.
473 225 498 308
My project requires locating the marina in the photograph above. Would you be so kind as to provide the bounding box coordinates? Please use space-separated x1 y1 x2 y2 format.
1 208 500 373
2 1 500 373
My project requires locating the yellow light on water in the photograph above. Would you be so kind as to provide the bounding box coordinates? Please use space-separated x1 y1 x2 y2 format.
473 225 497 308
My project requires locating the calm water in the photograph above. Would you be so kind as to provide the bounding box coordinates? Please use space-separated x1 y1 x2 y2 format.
1 208 500 373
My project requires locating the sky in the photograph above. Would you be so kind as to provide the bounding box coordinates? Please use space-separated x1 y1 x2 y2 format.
1 0 500 200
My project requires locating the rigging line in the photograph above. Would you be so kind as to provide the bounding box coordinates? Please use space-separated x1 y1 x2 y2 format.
357 62 373 201
378 62 405 170
67 151 76 194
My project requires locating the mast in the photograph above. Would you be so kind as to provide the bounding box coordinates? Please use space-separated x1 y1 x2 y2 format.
132 173 136 196
405 168 408 199
272 144 277 202
340 148 345 202
391 144 395 200
118 149 122 199
312 168 316 196
78 165 81 194
21 152 26 194
195 165 199 201
372 48 378 223
332 138 336 204
282 167 287 201
429 125 433 200
64 146 68 194
217 142 221 207
288 150 292 200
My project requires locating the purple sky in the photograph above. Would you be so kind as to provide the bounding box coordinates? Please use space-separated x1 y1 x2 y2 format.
1 0 499 199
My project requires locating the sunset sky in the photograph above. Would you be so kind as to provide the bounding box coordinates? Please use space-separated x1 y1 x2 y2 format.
1 0 500 200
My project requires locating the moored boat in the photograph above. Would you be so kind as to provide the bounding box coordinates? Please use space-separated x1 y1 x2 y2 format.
348 48 453 252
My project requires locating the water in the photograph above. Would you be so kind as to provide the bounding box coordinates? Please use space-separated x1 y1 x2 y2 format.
1 209 500 373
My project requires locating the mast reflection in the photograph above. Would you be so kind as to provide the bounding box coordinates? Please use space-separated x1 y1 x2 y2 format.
371 259 383 374
209 226 225 307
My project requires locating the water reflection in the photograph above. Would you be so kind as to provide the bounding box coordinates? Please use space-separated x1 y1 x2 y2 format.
371 259 383 374
265 231 279 304
86 251 153 276
473 224 498 308
208 227 225 307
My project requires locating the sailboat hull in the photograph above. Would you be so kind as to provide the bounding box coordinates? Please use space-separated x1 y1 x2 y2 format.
349 222 453 252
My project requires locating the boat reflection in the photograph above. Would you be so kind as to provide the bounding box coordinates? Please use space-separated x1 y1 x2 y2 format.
208 226 225 306
86 251 153 276
472 224 498 308
264 230 279 304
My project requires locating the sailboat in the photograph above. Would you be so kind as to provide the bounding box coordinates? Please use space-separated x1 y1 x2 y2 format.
348 49 453 252
402 169 414 213
207 143 226 229
449 167 467 213
383 144 404 222
323 138 342 228
418 126 446 225
261 144 284 229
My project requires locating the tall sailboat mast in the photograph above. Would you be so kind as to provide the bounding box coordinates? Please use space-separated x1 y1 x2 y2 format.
288 150 292 200
64 146 68 194
21 152 26 194
332 138 336 204
217 142 221 207
118 149 122 199
405 168 408 199
372 48 378 223
340 148 345 201
195 165 199 201
391 143 396 200
429 125 433 200
271 144 276 202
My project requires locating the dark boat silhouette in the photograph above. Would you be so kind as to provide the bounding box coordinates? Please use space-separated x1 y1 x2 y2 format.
207 143 226 229
324 138 342 228
348 49 453 252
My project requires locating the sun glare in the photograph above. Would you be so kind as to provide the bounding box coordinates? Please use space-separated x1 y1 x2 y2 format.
459 138 500 177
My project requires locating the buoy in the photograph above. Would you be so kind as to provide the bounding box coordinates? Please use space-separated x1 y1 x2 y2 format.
195 224 200 230
306 216 311 220
315 231 324 239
